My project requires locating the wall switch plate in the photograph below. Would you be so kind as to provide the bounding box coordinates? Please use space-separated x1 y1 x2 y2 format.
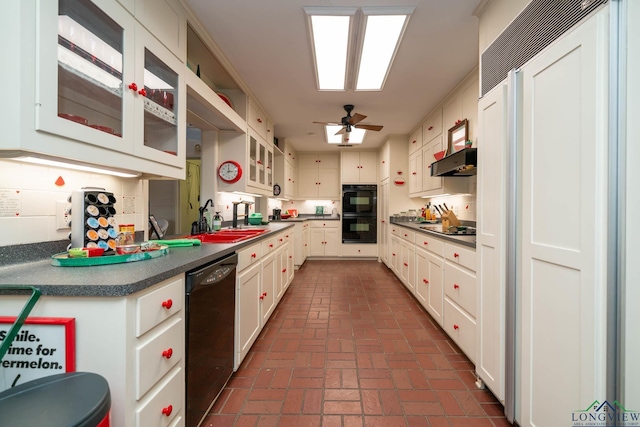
56 200 72 230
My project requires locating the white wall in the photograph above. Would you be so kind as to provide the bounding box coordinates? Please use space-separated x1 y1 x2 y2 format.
0 159 147 247
478 0 530 53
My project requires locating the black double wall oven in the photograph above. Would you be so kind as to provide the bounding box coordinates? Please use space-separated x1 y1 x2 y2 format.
342 184 377 243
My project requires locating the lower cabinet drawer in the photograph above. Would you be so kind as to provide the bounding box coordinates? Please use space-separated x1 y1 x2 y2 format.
415 234 444 257
444 243 476 272
136 366 183 427
341 244 378 257
136 316 184 399
136 277 184 337
443 298 476 363
444 262 477 317
237 242 262 271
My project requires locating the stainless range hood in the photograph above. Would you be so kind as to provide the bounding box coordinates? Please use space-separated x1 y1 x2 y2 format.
430 148 477 177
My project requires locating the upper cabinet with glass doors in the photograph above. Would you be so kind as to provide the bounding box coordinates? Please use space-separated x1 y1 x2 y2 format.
35 0 185 176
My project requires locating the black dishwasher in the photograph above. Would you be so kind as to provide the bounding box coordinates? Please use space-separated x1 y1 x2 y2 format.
185 253 238 427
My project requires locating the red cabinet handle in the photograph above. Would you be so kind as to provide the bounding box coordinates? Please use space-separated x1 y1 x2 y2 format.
138 88 147 96
423 279 429 284
412 172 417 175
382 160 385 164
286 235 289 238
423 241 428 245
251 253 257 258
412 140 416 144
392 253 396 256
454 284 459 289
381 220 385 223
128 82 138 91
257 160 263 165
162 405 173 416
162 348 173 359
282 268 287 273
454 253 459 258
257 118 263 123
428 126 433 130
161 299 173 309
263 292 267 297
269 244 273 248
289 255 292 259
279 238 283 242
453 324 459 330
403 262 408 267
404 234 408 237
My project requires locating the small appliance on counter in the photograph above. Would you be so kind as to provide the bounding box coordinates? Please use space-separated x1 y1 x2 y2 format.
69 187 118 253
272 209 281 221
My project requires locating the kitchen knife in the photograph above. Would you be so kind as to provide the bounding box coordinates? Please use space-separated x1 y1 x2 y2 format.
443 203 449 211
439 204 447 214
434 205 442 215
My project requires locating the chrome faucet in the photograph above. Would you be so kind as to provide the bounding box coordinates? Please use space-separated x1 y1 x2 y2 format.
198 199 214 233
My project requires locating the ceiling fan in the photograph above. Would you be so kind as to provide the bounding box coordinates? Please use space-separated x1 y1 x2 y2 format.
313 104 383 135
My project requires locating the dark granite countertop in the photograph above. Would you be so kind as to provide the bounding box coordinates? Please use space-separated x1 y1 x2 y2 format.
0 223 294 297
389 221 476 249
270 214 340 223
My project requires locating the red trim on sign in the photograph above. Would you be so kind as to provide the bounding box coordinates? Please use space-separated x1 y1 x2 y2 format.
0 316 76 372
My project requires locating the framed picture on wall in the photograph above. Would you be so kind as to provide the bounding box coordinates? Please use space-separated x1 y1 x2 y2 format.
447 119 469 154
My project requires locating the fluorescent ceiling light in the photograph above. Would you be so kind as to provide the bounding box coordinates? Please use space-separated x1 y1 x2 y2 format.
10 155 141 178
304 7 356 91
304 6 413 91
356 11 412 90
325 125 365 144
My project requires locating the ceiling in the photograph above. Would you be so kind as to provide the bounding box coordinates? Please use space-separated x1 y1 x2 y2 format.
184 0 482 153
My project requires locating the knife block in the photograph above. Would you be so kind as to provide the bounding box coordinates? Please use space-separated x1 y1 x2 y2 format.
441 209 461 232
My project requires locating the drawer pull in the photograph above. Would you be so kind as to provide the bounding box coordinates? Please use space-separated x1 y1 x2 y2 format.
423 279 429 284
404 234 408 237
162 348 173 359
454 284 459 289
162 405 173 417
128 82 138 91
454 253 459 258
428 126 433 130
392 253 396 257
161 299 173 310
403 262 408 267
279 238 283 242
453 324 459 330
260 292 265 300
423 241 428 245
251 253 257 258
289 255 292 259
282 268 287 273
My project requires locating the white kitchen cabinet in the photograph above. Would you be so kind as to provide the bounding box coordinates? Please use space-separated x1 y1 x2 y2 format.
408 126 422 155
218 128 272 196
408 150 423 195
117 0 186 61
422 134 444 192
415 245 444 326
248 97 268 139
389 235 400 275
2 274 186 426
297 153 340 199
379 142 390 182
302 223 310 260
341 151 377 183
274 148 298 199
379 181 389 266
422 107 443 144
309 221 340 257
293 221 309 268
236 254 261 367
30 0 186 178
518 9 608 426
260 250 277 325
399 238 416 294
476 81 508 402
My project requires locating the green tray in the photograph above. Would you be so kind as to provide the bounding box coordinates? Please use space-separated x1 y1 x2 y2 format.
51 245 169 267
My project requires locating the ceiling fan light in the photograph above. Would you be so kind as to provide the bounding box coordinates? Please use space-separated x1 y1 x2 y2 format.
325 125 365 144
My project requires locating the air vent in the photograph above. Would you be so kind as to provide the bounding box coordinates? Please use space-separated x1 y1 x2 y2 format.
481 0 607 96
337 145 353 148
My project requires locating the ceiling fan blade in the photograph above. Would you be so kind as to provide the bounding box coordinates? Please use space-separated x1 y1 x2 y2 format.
348 113 367 125
334 128 346 135
313 121 342 125
355 124 383 131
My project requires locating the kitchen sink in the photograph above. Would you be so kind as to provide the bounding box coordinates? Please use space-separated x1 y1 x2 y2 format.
188 228 268 243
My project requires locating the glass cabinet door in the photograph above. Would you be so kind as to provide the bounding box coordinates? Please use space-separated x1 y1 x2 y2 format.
266 146 274 188
249 133 257 185
37 0 136 153
258 143 266 186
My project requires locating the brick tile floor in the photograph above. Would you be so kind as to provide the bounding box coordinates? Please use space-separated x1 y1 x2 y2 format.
202 260 512 426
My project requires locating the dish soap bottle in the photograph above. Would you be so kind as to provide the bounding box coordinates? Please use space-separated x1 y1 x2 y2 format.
212 212 222 231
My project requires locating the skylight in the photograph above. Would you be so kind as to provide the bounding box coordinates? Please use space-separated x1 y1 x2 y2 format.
304 6 414 91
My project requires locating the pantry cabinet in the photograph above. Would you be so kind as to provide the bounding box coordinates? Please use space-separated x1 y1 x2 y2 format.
341 151 377 183
32 0 186 177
